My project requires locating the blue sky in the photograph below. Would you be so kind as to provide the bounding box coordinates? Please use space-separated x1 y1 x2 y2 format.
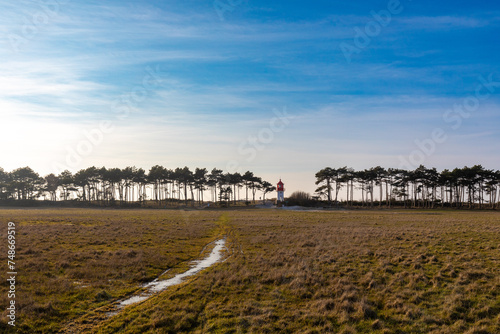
1 0 499 194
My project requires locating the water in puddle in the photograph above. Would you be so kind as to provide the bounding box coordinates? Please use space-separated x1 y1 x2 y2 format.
118 239 226 308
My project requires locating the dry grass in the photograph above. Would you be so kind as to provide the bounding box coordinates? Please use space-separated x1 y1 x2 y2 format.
1 208 500 333
0 208 223 333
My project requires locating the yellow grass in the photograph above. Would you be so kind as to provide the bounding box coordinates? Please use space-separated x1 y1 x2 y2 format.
0 208 499 333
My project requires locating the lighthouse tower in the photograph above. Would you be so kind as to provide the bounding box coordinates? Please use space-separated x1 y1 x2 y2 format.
277 179 285 205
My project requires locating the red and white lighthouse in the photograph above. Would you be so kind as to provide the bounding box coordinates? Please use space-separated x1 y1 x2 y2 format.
277 179 285 204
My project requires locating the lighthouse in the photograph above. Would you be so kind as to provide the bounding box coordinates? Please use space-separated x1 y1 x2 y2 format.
276 179 285 205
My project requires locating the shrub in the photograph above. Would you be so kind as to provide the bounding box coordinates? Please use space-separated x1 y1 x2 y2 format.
286 191 316 206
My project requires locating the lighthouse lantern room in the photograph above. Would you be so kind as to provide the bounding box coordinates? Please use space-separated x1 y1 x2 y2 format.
276 179 285 205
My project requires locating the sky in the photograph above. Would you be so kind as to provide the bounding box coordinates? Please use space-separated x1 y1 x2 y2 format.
0 0 499 195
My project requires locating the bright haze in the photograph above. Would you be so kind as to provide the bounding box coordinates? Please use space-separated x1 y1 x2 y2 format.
1 0 499 195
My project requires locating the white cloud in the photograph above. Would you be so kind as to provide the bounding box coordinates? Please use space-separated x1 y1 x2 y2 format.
399 15 496 30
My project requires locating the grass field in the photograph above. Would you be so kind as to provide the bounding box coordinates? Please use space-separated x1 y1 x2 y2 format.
1 208 499 333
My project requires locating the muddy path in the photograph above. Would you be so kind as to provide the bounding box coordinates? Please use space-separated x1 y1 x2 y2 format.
59 236 231 334
61 237 231 333
59 213 237 333
117 238 226 308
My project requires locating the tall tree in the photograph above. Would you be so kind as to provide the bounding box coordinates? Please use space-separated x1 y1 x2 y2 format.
44 174 60 201
177 166 194 206
194 168 208 205
10 167 43 200
371 166 386 207
58 170 74 201
228 172 242 205
132 167 147 203
0 168 10 200
260 180 274 204
242 171 254 203
148 165 168 203
209 168 223 203
315 167 334 205
250 176 262 204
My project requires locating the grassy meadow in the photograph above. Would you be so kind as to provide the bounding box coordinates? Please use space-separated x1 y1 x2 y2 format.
0 208 499 333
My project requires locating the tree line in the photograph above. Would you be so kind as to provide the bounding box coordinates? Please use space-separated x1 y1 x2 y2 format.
315 165 499 209
0 166 276 206
2 164 498 209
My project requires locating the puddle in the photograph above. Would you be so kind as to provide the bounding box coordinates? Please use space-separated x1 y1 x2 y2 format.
117 239 226 308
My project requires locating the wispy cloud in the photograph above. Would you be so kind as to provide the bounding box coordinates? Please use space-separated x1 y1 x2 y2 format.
399 15 498 30
0 1 499 193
